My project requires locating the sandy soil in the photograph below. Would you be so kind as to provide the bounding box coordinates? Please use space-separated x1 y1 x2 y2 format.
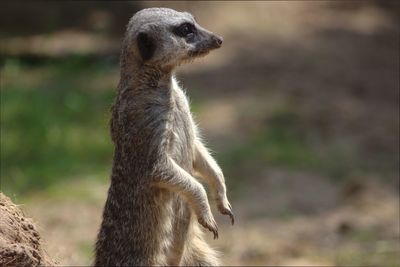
21 174 398 266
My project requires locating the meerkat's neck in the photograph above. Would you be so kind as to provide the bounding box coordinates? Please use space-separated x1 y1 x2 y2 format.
119 48 174 91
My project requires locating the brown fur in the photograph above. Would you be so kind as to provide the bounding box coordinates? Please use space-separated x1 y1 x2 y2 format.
94 8 233 266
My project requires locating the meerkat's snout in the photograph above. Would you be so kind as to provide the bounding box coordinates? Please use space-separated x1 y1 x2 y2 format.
186 34 222 59
204 32 223 49
213 35 223 48
186 25 223 58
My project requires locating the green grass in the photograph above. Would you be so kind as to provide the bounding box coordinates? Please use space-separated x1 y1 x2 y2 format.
215 106 370 198
334 240 400 267
1 57 116 195
219 109 320 174
1 56 388 197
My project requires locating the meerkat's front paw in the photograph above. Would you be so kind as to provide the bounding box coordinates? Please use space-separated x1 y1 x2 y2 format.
216 195 234 225
198 213 219 239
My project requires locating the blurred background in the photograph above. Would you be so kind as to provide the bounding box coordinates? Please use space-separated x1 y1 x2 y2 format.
1 1 399 266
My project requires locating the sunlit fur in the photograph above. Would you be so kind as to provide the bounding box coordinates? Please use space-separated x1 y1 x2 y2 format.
94 8 232 266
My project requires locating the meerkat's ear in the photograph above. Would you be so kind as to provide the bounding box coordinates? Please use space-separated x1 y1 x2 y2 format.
137 32 156 61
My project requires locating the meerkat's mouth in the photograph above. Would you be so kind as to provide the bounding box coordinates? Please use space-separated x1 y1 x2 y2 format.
188 36 222 58
181 51 210 65
188 49 210 58
180 50 210 65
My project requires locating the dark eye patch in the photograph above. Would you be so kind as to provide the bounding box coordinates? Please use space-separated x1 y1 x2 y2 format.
173 22 195 37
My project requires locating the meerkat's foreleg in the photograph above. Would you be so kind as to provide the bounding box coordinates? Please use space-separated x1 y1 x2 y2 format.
193 139 234 224
153 156 219 238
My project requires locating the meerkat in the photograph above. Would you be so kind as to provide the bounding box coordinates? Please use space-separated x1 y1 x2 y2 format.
94 8 233 266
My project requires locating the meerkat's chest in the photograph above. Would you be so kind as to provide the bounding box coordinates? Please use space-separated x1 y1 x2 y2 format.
168 85 195 169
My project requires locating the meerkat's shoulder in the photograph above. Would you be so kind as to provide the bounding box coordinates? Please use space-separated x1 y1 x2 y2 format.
171 76 191 105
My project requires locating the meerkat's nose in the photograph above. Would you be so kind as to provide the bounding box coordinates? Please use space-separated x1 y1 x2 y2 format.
213 35 223 47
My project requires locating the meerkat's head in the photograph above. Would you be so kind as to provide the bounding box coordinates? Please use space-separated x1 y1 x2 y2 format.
125 8 223 70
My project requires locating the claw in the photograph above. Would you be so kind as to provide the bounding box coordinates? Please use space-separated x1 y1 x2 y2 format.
212 222 219 239
214 229 218 239
217 201 234 225
224 209 234 225
229 211 235 225
198 216 218 239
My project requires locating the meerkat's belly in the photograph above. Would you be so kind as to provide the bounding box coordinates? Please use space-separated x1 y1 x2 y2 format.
153 172 192 265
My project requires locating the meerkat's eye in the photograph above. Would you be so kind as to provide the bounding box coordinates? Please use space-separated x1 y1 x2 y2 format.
174 23 195 37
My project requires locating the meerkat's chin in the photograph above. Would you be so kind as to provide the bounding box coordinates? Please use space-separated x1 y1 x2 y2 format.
190 50 210 57
186 50 211 61
177 58 194 67
178 51 210 66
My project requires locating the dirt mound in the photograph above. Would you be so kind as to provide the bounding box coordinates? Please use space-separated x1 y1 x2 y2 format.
0 193 56 267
